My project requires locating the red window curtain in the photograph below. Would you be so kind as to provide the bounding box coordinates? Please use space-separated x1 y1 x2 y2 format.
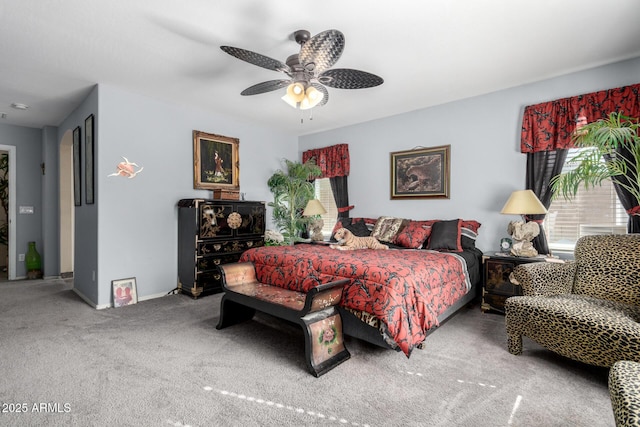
520 83 640 153
302 143 353 217
302 143 350 178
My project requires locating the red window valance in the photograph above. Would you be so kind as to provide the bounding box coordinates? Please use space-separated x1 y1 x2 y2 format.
520 83 640 153
302 143 350 178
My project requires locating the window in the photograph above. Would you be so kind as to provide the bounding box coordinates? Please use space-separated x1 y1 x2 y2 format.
314 178 338 238
545 148 627 252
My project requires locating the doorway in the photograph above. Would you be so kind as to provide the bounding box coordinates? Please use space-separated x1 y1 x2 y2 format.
59 130 74 277
0 145 17 281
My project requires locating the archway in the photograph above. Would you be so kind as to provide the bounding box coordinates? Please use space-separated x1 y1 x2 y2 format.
59 130 74 276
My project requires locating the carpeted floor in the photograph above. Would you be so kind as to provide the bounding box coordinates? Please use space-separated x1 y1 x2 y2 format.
0 278 614 426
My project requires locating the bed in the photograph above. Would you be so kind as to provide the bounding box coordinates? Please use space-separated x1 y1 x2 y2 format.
238 217 483 356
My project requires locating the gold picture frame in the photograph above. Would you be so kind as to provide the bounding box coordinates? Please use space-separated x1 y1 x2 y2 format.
193 130 239 190
390 145 450 199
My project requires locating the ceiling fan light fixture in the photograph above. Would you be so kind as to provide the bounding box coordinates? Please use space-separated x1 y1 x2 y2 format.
281 94 297 108
300 86 323 110
286 82 305 103
222 29 382 116
282 85 324 110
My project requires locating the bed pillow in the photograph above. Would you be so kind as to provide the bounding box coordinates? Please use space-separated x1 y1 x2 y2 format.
331 218 374 241
394 221 434 249
461 220 481 250
426 219 462 252
371 216 408 243
344 218 371 237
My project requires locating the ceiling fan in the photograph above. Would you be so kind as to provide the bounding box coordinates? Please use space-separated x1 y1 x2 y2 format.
220 29 383 111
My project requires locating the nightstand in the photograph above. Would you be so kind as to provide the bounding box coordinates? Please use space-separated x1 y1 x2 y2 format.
481 253 548 314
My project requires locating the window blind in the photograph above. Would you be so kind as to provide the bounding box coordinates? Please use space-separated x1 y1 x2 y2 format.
314 178 338 237
545 148 627 252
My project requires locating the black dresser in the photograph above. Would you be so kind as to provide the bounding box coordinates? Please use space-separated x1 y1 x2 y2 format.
177 198 265 298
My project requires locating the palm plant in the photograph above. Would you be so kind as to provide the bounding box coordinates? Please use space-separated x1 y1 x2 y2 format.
550 112 640 204
267 158 322 244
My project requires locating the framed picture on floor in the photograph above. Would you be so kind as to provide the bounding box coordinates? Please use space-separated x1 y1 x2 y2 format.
112 277 138 307
390 145 451 199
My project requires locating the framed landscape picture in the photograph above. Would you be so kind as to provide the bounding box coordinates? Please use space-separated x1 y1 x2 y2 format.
390 145 450 199
193 130 239 190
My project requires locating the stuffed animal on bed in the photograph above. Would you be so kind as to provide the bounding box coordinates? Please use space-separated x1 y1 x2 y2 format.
330 228 389 250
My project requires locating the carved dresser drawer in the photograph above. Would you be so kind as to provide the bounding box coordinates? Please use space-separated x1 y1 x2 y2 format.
177 198 265 298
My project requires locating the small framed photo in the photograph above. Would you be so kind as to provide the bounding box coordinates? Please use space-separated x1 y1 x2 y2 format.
193 130 240 190
112 277 138 307
73 126 82 206
390 145 451 199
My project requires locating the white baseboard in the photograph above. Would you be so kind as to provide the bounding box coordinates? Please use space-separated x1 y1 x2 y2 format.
136 292 171 303
74 288 173 310
72 287 103 309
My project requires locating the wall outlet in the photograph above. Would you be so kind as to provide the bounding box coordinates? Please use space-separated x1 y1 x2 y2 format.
18 253 24 262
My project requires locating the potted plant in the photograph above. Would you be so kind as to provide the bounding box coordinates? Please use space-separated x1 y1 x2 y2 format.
550 111 640 205
267 158 322 245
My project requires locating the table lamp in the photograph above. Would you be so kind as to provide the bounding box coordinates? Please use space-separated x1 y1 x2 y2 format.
500 190 547 257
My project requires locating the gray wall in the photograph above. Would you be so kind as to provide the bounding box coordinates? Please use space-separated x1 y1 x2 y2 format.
57 86 99 303
92 84 297 307
299 57 640 253
0 123 43 278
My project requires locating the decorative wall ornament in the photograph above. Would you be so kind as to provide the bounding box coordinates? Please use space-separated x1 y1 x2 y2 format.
108 156 144 178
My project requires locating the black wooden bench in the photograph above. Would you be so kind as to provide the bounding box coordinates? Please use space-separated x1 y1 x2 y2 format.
216 262 351 377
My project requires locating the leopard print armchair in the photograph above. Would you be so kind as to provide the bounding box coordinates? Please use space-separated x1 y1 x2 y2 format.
609 360 640 427
505 234 640 367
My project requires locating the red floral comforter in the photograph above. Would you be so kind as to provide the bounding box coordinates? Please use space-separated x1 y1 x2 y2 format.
239 244 472 356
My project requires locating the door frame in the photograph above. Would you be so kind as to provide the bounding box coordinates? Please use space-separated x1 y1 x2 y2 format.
59 130 74 277
0 145 16 280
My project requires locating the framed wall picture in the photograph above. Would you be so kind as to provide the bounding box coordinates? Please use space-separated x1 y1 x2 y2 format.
193 130 240 190
73 126 82 206
112 277 138 307
84 114 95 204
390 145 450 199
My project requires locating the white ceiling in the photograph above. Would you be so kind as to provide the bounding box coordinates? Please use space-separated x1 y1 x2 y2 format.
1 1 640 136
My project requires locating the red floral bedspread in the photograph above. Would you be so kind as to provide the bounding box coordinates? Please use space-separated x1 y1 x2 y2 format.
239 244 472 356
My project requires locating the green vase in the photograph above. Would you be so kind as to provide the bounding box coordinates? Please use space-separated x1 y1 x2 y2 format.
26 241 42 278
